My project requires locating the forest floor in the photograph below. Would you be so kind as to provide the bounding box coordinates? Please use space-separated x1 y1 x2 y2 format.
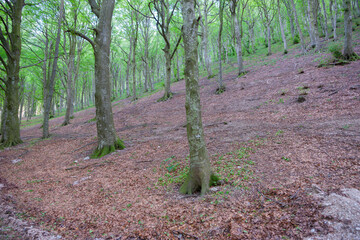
1 34 360 239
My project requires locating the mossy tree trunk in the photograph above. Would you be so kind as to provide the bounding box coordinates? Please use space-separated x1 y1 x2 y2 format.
71 0 125 157
343 0 357 59
180 0 212 195
278 0 288 53
0 0 24 147
309 0 320 51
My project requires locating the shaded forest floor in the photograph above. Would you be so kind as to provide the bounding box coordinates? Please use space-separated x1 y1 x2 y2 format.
1 34 360 239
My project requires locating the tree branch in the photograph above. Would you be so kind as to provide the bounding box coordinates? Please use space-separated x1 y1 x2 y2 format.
20 60 45 69
170 33 182 60
87 0 100 18
66 29 95 50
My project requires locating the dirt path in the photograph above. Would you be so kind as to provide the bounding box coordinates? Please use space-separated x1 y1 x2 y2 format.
0 41 359 239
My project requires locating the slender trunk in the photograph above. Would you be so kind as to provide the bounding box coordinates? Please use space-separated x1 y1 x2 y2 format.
267 24 272 55
203 4 212 78
63 35 76 126
309 0 320 50
283 0 296 39
231 3 245 75
43 0 64 139
321 0 329 39
132 20 138 101
217 0 225 92
290 0 306 52
278 0 288 53
180 0 212 195
125 38 133 97
343 0 356 59
333 0 338 40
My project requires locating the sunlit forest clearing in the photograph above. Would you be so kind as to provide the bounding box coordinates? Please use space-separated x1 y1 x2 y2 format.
0 0 360 239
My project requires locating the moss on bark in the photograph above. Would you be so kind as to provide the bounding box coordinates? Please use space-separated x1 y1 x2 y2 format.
91 138 125 159
180 173 219 195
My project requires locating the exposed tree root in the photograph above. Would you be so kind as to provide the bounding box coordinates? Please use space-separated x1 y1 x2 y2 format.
215 85 226 95
0 138 23 148
90 138 125 159
157 92 173 102
180 173 219 195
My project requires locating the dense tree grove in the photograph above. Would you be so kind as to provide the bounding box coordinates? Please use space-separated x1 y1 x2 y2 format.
0 0 359 192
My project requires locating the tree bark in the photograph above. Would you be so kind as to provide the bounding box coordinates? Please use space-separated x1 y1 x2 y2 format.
343 0 356 59
42 0 64 139
278 0 288 53
217 0 225 93
180 0 213 195
0 0 25 146
289 0 306 52
90 0 125 157
321 0 329 39
309 0 320 51
230 0 245 75
332 0 338 40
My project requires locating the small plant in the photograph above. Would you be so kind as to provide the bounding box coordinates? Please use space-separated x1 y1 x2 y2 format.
275 130 284 136
293 34 300 44
328 42 343 59
297 68 304 74
282 157 291 162
87 117 96 123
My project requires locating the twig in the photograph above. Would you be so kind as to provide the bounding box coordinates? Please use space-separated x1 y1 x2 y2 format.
257 189 287 208
70 141 97 153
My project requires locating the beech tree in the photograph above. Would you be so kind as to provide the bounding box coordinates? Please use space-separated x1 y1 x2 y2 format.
180 0 216 195
70 0 125 157
0 0 25 146
43 0 64 138
230 0 249 76
343 0 357 59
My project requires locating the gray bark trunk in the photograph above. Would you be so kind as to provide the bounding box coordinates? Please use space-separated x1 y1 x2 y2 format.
1 0 25 146
180 0 212 195
90 0 125 157
42 0 64 139
343 0 356 59
333 0 338 40
321 0 329 39
217 0 225 92
278 0 288 53
309 0 320 50
231 1 245 75
290 0 306 52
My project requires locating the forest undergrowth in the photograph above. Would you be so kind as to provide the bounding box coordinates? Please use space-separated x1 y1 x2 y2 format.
0 28 360 239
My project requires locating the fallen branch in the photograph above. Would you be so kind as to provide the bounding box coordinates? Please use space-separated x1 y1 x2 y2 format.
70 141 97 153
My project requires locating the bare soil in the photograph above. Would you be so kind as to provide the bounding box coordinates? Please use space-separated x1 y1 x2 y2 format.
0 40 360 239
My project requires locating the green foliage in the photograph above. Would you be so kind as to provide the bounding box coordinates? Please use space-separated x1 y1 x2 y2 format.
328 42 343 59
90 138 125 159
293 34 300 44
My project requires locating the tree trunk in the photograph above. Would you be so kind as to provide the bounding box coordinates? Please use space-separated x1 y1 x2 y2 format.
231 1 245 75
321 0 329 39
278 0 288 53
42 0 64 139
283 0 296 40
267 24 272 55
203 3 212 78
343 0 356 59
290 0 306 52
217 0 225 93
180 0 213 195
309 0 320 51
125 37 133 97
1 0 25 146
63 34 76 126
90 0 125 158
333 0 338 40
132 17 139 101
